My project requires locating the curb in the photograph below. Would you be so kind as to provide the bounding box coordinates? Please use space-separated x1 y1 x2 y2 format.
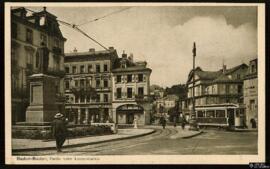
12 129 156 152
182 131 204 139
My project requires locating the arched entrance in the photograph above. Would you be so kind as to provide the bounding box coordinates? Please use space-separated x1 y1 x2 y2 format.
116 104 144 124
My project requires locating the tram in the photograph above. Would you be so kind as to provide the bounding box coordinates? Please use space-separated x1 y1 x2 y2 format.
195 103 246 129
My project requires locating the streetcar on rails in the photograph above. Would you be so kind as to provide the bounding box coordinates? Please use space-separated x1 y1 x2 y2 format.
194 103 246 129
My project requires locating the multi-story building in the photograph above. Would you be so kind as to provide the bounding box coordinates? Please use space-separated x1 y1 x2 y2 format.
156 94 178 113
111 52 152 125
182 63 248 119
243 58 258 128
64 47 118 124
11 7 66 123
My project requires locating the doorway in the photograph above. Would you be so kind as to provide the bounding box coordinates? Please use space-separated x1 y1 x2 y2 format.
126 113 134 124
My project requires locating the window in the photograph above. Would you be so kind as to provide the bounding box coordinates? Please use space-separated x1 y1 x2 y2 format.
40 34 47 46
26 28 33 44
237 74 241 79
35 52 40 68
104 64 108 72
117 88 122 99
138 87 144 96
138 74 143 82
250 100 255 111
72 66 77 73
88 64 93 73
104 94 108 102
80 79 85 88
80 95 85 103
75 80 79 87
104 79 108 88
96 64 100 73
26 51 33 65
127 74 132 83
116 75 121 83
65 81 70 89
80 65 85 73
86 79 90 87
86 95 91 102
96 94 100 102
65 67 69 73
75 96 79 103
11 22 17 38
96 79 100 88
197 111 204 117
251 65 256 73
206 110 215 118
216 110 225 117
127 88 133 98
54 38 60 48
237 85 242 94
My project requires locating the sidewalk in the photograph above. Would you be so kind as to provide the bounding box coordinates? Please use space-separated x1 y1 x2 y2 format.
12 128 155 152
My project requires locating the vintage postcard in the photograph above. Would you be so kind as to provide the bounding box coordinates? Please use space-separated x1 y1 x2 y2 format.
5 2 265 164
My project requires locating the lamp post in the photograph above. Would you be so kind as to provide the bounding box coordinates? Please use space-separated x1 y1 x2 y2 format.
189 42 199 131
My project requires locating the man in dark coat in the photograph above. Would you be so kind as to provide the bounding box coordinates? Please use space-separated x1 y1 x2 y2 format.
51 113 68 152
160 116 166 129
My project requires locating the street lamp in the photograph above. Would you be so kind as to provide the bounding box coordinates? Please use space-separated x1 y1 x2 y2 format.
189 42 199 131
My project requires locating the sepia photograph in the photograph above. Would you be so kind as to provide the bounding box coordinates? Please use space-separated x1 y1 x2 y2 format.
5 2 265 164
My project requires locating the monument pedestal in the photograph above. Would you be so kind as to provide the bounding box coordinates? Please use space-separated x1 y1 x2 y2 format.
25 74 59 123
12 74 61 140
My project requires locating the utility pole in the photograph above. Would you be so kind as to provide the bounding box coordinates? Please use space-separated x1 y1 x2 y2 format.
189 42 198 131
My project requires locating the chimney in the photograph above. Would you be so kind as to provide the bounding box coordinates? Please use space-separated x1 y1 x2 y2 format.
43 7 47 12
122 50 127 59
89 48 95 52
128 53 134 62
223 65 227 73
109 46 114 50
73 47 77 53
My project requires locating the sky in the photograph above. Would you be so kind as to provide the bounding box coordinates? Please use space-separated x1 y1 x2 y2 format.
28 5 258 87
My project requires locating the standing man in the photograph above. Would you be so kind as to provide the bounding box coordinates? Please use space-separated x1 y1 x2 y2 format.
51 113 68 152
160 116 166 129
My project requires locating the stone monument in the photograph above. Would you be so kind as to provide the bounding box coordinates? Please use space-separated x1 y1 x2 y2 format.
25 46 59 123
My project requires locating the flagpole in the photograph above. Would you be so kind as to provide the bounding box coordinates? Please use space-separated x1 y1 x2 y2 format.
189 42 198 131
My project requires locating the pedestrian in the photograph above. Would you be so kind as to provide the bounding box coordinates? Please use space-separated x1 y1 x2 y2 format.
160 116 166 129
133 117 138 129
51 113 68 152
181 116 186 130
173 116 177 128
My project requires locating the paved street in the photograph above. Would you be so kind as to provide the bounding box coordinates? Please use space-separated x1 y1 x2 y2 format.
13 126 257 156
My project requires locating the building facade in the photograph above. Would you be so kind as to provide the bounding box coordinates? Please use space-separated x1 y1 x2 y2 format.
182 64 248 119
243 58 258 128
64 47 117 124
111 53 152 125
11 7 66 123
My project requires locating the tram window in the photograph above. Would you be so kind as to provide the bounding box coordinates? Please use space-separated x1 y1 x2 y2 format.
197 111 204 117
206 110 215 118
216 110 225 117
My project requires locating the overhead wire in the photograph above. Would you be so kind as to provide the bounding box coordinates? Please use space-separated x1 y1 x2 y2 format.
24 7 110 51
77 7 132 26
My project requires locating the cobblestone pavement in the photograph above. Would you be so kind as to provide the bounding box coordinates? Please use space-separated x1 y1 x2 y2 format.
13 126 257 155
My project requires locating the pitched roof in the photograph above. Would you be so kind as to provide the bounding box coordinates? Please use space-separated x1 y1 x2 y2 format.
187 63 248 84
212 74 242 83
